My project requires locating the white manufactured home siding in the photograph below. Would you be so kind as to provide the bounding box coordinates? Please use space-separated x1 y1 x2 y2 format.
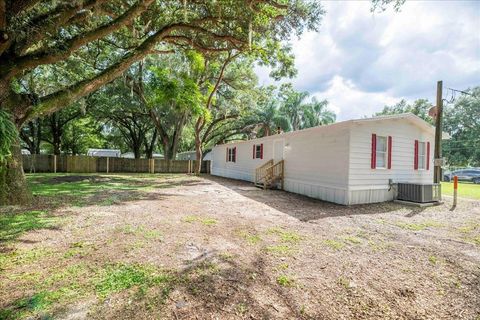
211 124 351 204
211 138 272 182
212 116 436 206
282 126 350 204
347 120 434 204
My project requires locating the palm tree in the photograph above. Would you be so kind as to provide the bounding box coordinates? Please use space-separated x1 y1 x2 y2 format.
253 100 291 137
300 98 336 129
280 91 310 131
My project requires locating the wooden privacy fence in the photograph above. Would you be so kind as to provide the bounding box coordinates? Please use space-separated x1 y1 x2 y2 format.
22 155 210 174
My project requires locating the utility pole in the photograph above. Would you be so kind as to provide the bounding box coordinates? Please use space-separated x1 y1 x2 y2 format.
434 80 443 184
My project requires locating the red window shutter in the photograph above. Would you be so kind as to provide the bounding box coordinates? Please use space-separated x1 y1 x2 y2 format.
371 134 376 169
426 142 430 170
260 144 263 159
414 140 419 170
233 147 236 162
388 136 392 169
252 145 255 159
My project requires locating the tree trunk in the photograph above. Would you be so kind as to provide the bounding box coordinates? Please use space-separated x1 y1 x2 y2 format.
20 119 42 154
0 138 31 205
52 133 61 155
162 138 171 160
145 148 153 159
51 116 61 155
161 139 173 172
144 129 157 159
194 124 203 175
263 124 271 136
170 112 187 160
34 121 41 154
133 142 141 159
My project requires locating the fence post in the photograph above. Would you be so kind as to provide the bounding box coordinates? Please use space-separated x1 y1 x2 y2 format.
53 155 57 173
453 175 458 207
106 157 109 173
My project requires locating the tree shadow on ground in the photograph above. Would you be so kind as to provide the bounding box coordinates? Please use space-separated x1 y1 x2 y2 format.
94 252 311 320
204 175 423 222
172 253 308 319
17 174 208 212
1 175 204 248
0 210 62 248
5 248 480 320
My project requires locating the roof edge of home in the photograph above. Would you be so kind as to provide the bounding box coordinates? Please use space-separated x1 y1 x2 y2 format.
216 113 448 147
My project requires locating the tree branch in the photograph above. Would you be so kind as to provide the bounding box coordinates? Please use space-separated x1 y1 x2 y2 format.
197 52 239 134
6 0 41 17
163 35 235 53
0 0 5 31
0 0 8 55
17 19 249 123
202 114 238 142
1 0 154 85
15 0 107 56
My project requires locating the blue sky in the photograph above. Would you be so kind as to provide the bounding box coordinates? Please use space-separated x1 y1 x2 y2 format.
255 1 480 121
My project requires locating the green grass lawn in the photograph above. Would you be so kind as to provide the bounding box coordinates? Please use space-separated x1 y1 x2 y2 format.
23 173 182 207
26 173 153 196
0 210 59 242
441 182 480 200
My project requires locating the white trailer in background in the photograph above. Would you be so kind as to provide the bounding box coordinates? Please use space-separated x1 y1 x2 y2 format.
211 113 442 205
87 149 121 158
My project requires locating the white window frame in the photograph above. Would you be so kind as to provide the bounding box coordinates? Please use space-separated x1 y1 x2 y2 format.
418 141 426 170
227 147 236 162
376 135 387 169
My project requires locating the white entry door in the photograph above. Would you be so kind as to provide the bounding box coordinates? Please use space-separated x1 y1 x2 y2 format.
273 139 285 162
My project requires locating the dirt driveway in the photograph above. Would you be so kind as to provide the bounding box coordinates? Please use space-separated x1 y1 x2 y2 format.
1 174 479 319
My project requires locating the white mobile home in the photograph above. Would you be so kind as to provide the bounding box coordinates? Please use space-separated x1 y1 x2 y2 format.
176 151 197 160
176 150 212 161
211 113 441 205
87 148 121 157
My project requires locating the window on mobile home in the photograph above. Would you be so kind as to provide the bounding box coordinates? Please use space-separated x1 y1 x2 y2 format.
376 136 387 168
254 144 263 159
227 147 236 162
418 141 426 169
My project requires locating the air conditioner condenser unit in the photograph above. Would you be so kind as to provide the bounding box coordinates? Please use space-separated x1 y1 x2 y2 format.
397 183 441 203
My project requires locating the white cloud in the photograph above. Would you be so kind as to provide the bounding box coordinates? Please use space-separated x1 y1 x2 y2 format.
314 76 399 121
256 0 480 120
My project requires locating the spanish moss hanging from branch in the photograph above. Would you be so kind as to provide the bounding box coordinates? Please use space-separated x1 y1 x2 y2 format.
248 20 252 50
0 110 17 164
183 0 187 22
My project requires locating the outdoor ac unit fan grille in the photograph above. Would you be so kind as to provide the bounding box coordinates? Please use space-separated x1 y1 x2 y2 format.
397 183 441 203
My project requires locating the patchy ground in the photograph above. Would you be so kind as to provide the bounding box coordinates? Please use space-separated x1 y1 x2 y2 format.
1 173 479 320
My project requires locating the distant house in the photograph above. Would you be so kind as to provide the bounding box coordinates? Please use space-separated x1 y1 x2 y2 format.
176 151 197 160
121 152 135 159
203 151 212 161
87 149 121 157
176 151 211 161
211 113 448 205
21 149 31 155
121 152 164 159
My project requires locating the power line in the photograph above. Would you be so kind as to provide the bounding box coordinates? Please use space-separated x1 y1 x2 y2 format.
447 88 475 97
442 87 476 105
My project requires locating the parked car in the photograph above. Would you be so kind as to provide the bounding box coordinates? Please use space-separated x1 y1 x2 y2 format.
444 169 480 184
